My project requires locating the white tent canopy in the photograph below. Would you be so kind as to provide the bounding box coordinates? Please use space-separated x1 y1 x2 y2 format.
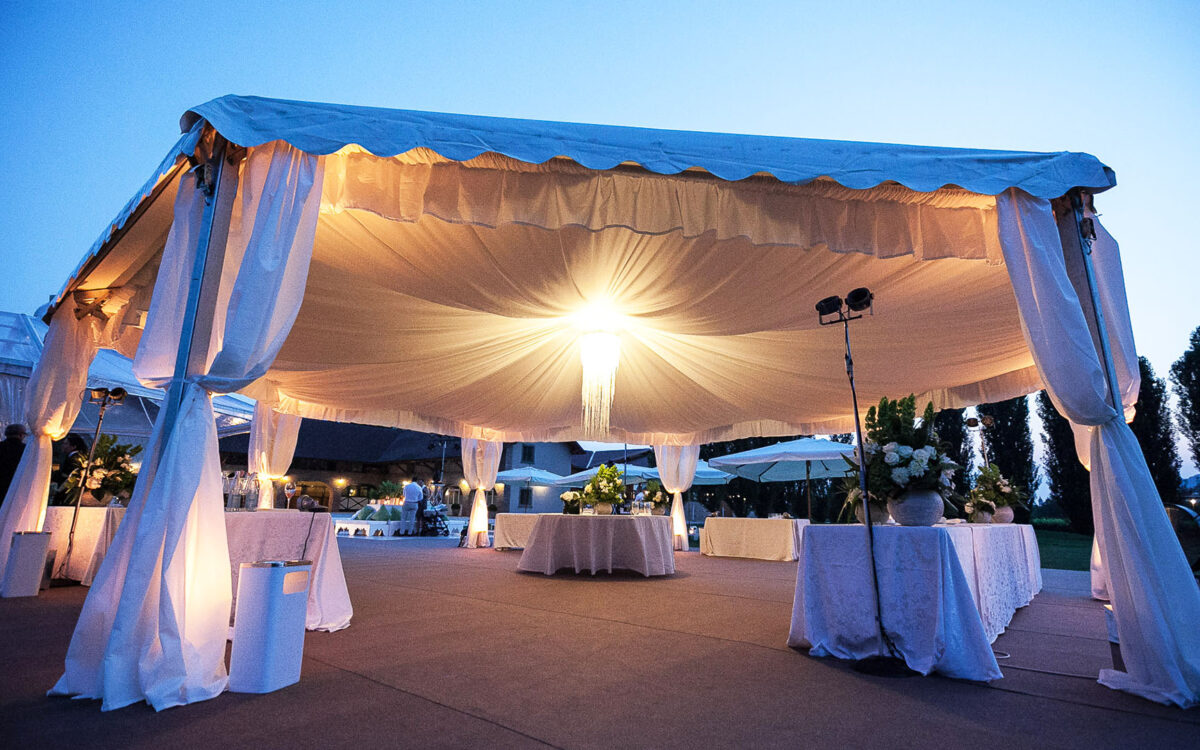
0 310 252 440
27 96 1198 709
552 463 659 487
708 438 855 482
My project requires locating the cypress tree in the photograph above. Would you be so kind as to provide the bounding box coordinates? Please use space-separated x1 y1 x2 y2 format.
1036 390 1093 534
978 395 1039 501
933 407 970 495
1130 356 1181 503
1170 326 1200 472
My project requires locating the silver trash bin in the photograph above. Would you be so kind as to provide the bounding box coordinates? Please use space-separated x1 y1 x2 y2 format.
1 531 52 598
229 560 312 693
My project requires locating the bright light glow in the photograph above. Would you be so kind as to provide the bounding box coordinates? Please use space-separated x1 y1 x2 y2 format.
580 330 620 438
459 478 470 490
334 477 347 487
570 299 630 333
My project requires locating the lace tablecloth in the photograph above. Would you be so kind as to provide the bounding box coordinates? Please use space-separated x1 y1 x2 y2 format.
937 523 1042 642
225 511 353 632
43 506 125 582
494 513 555 549
699 517 810 561
788 525 1002 681
517 515 675 576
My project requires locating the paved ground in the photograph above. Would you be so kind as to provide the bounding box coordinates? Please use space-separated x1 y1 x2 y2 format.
1 537 1197 749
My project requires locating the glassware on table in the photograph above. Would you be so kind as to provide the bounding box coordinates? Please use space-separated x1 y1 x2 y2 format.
283 481 297 509
581 502 596 516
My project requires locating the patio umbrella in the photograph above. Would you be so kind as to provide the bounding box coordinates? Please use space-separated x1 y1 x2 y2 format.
551 463 658 487
708 438 856 520
647 459 732 486
495 467 564 485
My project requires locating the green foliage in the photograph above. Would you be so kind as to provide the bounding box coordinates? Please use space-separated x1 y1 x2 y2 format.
62 434 142 498
582 464 625 505
1171 326 1200 471
857 395 960 502
1036 391 1093 534
969 463 1026 510
368 480 404 500
1131 356 1181 503
643 479 669 507
934 407 970 494
978 396 1039 512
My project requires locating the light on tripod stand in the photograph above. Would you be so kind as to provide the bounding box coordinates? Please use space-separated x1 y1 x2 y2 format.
845 287 874 312
88 386 126 404
815 295 843 318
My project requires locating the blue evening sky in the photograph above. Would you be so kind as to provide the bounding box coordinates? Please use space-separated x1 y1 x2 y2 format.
1 1 1197 466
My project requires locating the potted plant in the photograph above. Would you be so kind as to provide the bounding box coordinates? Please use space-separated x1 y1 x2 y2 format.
62 434 142 505
850 395 961 526
560 490 581 514
967 463 1026 523
964 496 996 523
582 464 624 515
837 484 890 525
644 479 670 515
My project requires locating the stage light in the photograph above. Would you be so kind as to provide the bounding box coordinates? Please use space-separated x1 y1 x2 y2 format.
845 287 874 312
815 295 843 317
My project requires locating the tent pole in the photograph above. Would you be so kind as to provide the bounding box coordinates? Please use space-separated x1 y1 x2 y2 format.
806 460 812 522
151 136 238 476
1069 190 1123 410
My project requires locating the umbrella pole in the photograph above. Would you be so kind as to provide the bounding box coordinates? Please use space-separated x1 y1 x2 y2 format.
806 461 812 522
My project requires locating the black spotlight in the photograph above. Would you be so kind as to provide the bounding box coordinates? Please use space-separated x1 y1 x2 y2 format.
109 387 127 403
815 295 843 317
845 287 874 312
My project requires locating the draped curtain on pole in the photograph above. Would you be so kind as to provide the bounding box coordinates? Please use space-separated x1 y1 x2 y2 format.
996 189 1200 707
653 444 698 551
0 305 100 581
462 438 501 548
248 401 301 509
51 141 323 711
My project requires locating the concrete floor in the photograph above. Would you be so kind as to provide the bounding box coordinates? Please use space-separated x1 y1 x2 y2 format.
1 537 1197 749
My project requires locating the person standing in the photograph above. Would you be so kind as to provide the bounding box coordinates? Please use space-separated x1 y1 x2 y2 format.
0 423 29 505
401 479 424 536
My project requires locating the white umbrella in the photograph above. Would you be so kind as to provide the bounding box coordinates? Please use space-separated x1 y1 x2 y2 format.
647 459 732 486
495 467 564 486
551 463 658 487
708 438 855 482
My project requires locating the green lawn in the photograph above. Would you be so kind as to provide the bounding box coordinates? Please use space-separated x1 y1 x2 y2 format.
1035 528 1092 571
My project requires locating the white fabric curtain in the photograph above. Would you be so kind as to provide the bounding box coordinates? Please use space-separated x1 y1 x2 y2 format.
462 438 501 548
248 402 301 508
51 141 323 711
997 189 1200 707
0 306 100 581
653 444 699 551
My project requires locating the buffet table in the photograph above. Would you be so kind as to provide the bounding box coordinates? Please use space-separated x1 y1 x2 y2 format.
936 523 1041 641
788 524 1002 681
493 512 551 549
225 511 353 632
517 515 675 576
699 517 810 561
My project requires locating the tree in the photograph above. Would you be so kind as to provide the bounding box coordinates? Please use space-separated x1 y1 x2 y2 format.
1037 391 1092 534
933 407 970 495
978 396 1039 506
1171 325 1200 471
1130 356 1181 503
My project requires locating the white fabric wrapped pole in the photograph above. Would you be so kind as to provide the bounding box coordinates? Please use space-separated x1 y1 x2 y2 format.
653 444 699 551
462 438 501 548
51 141 323 711
997 189 1200 707
0 305 100 581
248 402 301 508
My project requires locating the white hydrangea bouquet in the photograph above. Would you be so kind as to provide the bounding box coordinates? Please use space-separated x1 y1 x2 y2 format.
560 490 582 514
855 395 960 503
643 479 670 509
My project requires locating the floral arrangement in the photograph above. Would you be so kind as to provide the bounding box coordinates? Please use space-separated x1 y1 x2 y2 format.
63 434 142 500
560 490 582 514
643 479 670 508
582 464 624 506
966 463 1026 515
838 484 889 523
849 395 960 505
963 496 996 520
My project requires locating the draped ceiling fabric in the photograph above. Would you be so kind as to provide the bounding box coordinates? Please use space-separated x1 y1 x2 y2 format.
248 402 301 508
0 305 102 582
462 438 501 548
52 141 322 711
48 95 1196 706
653 445 700 551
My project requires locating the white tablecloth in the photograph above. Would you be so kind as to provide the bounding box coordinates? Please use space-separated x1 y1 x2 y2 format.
788 525 1002 681
43 506 125 582
494 513 553 549
936 523 1042 642
517 515 675 576
225 511 353 632
699 517 810 561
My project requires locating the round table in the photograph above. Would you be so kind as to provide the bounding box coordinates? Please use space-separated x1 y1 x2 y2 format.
517 514 675 576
